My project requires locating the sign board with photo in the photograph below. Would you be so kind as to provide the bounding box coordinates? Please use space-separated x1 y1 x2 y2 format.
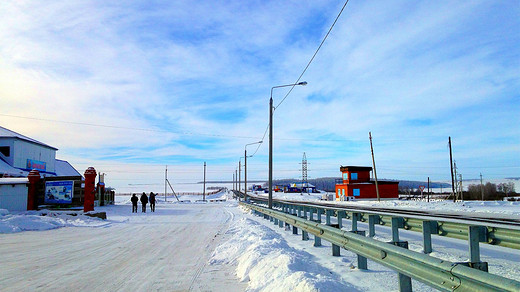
45 181 74 204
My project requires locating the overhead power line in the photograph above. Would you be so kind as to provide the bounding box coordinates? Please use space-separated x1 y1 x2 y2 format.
0 113 260 140
251 0 351 156
275 0 350 110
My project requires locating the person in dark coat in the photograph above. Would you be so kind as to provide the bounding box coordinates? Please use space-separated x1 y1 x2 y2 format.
140 192 148 213
149 192 156 212
131 194 138 213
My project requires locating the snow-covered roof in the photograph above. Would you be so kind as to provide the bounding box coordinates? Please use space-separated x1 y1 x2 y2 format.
55 159 82 177
0 159 27 177
0 126 58 150
0 177 28 185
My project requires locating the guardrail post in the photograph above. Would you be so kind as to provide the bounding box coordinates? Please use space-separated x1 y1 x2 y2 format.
398 272 412 292
337 211 345 228
291 212 298 234
301 222 309 240
326 210 331 225
459 225 488 272
312 210 322 247
368 215 379 237
278 218 284 228
350 230 367 269
274 217 278 225
352 212 360 232
317 208 323 223
329 222 341 256
390 217 411 291
422 221 438 254
391 217 404 242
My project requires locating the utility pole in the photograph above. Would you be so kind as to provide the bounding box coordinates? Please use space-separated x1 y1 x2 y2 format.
369 132 380 202
203 162 206 202
244 148 248 202
268 97 273 209
458 173 463 201
427 177 430 202
238 160 241 194
165 165 167 202
235 169 238 197
454 161 458 200
480 173 484 201
449 137 456 202
233 172 235 192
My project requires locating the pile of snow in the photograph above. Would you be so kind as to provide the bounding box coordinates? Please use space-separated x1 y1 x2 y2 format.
209 214 351 291
0 209 109 234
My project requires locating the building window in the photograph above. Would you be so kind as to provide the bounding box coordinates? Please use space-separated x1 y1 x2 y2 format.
343 173 348 180
342 189 345 197
351 173 358 180
353 189 360 196
0 146 10 157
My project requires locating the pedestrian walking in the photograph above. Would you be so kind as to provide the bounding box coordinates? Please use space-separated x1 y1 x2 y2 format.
131 194 138 213
149 192 156 212
140 192 148 213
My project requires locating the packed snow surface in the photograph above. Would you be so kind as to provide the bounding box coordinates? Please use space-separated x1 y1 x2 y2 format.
1 190 519 291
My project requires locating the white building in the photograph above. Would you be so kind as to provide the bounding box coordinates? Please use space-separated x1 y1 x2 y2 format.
0 126 80 178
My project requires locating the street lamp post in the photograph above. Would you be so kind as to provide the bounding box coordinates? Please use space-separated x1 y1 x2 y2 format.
245 141 262 202
269 81 307 209
238 159 242 199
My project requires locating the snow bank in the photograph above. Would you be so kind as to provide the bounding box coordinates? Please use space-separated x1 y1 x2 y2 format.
210 215 351 291
0 210 110 234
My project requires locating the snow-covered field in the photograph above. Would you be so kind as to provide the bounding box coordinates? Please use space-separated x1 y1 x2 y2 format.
1 190 519 291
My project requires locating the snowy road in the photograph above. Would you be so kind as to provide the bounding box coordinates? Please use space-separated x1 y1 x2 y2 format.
0 203 246 292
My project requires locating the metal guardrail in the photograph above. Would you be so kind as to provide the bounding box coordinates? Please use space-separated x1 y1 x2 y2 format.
241 202 520 292
248 196 520 251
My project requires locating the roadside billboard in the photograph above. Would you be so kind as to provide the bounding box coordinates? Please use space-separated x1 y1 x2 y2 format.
45 181 74 204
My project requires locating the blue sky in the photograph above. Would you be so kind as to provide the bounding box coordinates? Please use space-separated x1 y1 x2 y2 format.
0 1 518 192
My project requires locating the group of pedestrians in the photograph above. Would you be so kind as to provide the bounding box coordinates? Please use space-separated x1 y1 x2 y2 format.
131 192 156 213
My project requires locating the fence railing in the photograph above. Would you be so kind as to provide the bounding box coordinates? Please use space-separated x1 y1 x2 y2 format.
240 201 520 292
248 196 520 251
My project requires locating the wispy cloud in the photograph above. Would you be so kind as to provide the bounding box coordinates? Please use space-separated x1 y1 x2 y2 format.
0 0 518 192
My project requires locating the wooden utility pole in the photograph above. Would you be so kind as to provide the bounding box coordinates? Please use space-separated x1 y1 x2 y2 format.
203 162 206 201
165 165 167 202
427 177 430 202
480 173 484 201
369 132 380 202
238 160 241 194
458 173 463 201
449 137 456 202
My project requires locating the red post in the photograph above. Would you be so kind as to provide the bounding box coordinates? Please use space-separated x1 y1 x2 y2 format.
27 169 40 210
84 167 97 212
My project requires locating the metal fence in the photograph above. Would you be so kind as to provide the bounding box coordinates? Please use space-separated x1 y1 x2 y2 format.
240 201 520 292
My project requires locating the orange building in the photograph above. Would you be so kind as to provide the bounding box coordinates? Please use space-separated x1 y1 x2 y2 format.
335 166 399 200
